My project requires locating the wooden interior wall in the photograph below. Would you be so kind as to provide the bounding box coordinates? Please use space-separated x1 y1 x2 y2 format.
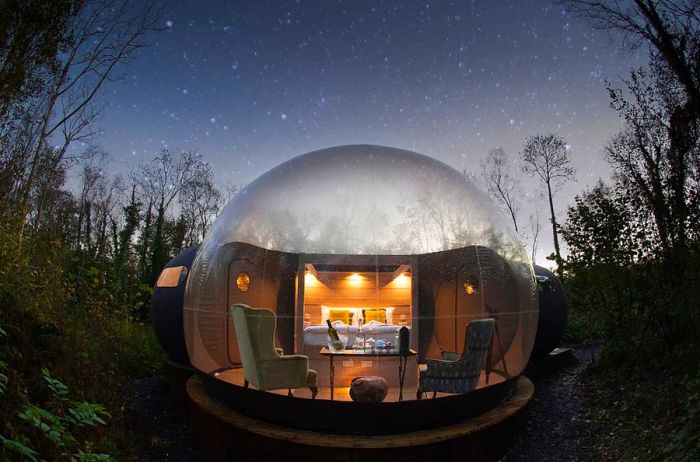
303 271 411 325
226 246 298 364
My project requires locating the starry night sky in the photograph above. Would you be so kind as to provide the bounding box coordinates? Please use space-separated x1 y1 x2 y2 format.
95 0 645 258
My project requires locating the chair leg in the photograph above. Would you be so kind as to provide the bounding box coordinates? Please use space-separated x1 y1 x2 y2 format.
310 386 318 400
244 380 249 389
288 389 293 397
416 390 422 400
432 391 437 399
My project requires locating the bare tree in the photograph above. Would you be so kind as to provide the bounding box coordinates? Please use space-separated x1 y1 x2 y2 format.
521 134 575 278
17 0 162 240
220 180 240 203
480 147 523 234
563 0 700 261
561 0 700 119
180 164 221 245
73 153 123 259
135 149 208 283
605 69 699 257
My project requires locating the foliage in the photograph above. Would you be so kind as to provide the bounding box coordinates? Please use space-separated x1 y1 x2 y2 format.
582 352 689 461
0 0 79 115
666 375 700 461
1 365 113 461
0 2 225 458
560 3 700 460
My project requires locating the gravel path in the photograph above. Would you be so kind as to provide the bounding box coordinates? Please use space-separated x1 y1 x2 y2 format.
500 346 599 462
124 375 199 462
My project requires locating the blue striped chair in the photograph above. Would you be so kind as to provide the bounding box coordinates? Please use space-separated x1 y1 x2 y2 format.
417 318 496 399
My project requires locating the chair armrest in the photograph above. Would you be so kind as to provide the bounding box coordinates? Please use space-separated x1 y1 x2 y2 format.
279 354 309 361
441 351 460 361
426 358 456 368
424 358 464 379
275 347 284 356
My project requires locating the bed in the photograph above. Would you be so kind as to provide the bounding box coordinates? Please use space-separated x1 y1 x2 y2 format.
302 306 408 347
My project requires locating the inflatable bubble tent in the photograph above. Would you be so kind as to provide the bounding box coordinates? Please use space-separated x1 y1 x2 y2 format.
183 145 538 427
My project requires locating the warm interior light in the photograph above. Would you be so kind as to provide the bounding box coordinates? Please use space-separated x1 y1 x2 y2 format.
393 272 411 287
304 271 319 286
156 266 188 288
347 273 364 286
464 277 478 296
236 272 250 292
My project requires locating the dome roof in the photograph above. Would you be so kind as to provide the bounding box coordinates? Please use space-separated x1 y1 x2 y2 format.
204 144 523 257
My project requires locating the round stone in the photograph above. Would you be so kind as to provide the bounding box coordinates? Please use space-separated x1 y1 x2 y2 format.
349 376 389 403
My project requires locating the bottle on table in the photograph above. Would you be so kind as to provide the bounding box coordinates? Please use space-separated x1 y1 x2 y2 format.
326 319 344 351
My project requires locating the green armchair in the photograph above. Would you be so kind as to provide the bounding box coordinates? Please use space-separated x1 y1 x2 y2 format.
417 318 495 399
231 303 318 398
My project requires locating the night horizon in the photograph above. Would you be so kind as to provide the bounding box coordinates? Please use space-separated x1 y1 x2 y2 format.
94 1 642 203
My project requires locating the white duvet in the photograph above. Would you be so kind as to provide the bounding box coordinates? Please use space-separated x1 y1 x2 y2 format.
303 320 408 347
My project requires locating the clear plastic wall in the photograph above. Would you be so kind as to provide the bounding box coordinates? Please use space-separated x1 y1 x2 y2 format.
184 145 538 382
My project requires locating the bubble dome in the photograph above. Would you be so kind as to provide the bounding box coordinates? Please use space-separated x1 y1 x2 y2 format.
183 145 538 427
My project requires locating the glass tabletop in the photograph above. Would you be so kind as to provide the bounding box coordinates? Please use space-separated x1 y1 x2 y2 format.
319 347 417 357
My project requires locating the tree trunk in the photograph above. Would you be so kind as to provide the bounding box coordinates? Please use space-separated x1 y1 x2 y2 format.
139 201 153 282
149 202 166 286
546 181 564 279
84 201 92 253
16 58 71 244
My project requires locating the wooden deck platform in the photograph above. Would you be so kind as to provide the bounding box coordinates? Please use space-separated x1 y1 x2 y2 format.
187 375 533 461
215 365 505 402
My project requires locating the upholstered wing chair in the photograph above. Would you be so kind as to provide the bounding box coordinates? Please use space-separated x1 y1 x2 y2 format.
417 318 496 399
231 303 318 398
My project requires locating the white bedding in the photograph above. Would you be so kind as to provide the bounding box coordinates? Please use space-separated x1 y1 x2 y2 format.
303 321 408 347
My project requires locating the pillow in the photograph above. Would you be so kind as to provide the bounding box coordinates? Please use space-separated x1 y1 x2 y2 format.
328 309 350 325
363 309 386 324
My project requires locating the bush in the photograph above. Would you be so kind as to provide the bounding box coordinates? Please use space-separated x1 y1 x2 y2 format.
0 220 162 460
1 365 113 461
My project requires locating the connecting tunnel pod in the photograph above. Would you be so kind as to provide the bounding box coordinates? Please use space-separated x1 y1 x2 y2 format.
183 144 539 432
151 245 199 367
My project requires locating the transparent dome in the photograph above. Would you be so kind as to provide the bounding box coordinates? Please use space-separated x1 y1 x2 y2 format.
184 145 538 396
202 144 525 255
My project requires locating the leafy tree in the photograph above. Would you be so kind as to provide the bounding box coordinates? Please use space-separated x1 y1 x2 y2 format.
561 181 635 266
112 184 140 294
521 133 575 278
0 0 78 116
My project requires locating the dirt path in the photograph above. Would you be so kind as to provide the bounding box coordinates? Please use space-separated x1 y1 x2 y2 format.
500 346 599 462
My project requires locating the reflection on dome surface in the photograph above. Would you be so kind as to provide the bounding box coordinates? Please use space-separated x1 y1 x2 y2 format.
183 145 538 431
204 144 524 257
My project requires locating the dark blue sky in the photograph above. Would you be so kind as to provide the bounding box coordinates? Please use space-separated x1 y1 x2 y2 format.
92 0 644 259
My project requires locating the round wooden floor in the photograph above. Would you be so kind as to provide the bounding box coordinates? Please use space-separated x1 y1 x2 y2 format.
187 375 534 461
